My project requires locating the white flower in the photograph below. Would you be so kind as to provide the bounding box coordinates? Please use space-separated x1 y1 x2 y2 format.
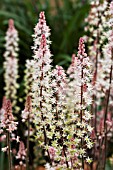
2 146 8 152
86 157 93 164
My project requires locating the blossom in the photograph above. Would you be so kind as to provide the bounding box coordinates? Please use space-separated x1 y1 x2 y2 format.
32 12 53 164
84 2 113 169
16 136 20 143
32 11 51 51
45 163 56 170
4 19 19 59
16 141 26 159
2 146 8 152
22 95 32 122
31 11 93 170
0 96 7 130
84 0 109 73
67 54 78 77
48 146 56 160
3 19 19 111
16 141 26 166
66 38 93 167
1 99 18 133
86 157 92 164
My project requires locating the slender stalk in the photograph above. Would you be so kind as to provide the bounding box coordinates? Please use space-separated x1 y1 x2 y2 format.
55 89 69 168
20 165 22 170
39 61 51 163
94 33 99 135
26 115 30 170
92 10 100 166
7 132 12 170
92 5 102 135
1 141 5 170
103 50 113 169
80 68 84 169
70 158 73 169
63 145 69 168
55 94 58 120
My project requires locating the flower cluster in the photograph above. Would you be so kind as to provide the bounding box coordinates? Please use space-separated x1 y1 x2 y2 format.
84 1 113 169
21 95 34 137
32 13 53 166
0 98 19 170
84 0 109 64
22 95 32 122
15 141 26 168
3 19 19 111
0 99 18 134
46 65 68 168
24 59 35 97
67 38 93 168
4 19 19 59
32 11 51 50
31 11 93 169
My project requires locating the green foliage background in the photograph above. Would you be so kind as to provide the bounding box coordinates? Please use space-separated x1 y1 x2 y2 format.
0 0 90 103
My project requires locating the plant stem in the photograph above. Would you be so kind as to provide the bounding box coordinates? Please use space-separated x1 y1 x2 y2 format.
1 141 5 170
80 68 84 169
7 132 12 170
94 30 99 135
26 115 30 170
103 51 113 169
63 145 69 168
39 61 51 163
20 165 22 170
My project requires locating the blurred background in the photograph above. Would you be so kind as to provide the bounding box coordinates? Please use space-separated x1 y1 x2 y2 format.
0 0 90 104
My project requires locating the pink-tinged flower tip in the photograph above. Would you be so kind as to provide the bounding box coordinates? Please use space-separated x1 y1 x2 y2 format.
71 54 76 64
78 37 87 58
56 65 64 76
25 95 32 113
42 34 46 42
48 146 56 160
8 19 15 30
39 11 45 20
5 99 12 116
3 99 15 124
79 37 84 43
18 141 26 156
16 141 26 161
72 54 78 66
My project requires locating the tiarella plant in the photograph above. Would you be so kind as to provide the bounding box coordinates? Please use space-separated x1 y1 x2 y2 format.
15 141 26 170
1 2 113 169
84 0 109 61
0 99 19 170
21 95 33 169
68 38 93 169
84 1 113 169
32 11 52 162
3 19 19 112
31 11 93 170
47 65 68 169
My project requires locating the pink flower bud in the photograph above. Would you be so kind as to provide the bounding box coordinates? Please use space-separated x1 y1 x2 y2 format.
48 146 56 160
